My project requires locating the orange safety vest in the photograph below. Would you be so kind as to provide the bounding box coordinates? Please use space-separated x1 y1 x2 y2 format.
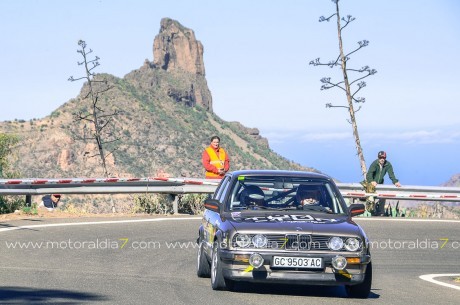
205 147 227 178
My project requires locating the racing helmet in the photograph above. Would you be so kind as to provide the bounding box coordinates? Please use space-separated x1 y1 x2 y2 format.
378 151 387 159
239 185 265 207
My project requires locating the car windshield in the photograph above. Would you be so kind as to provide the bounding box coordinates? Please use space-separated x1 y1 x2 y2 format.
226 175 347 214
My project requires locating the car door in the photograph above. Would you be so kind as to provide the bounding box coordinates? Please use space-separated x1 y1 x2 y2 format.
203 175 231 247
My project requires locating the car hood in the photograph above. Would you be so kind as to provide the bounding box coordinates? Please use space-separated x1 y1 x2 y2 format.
224 211 361 236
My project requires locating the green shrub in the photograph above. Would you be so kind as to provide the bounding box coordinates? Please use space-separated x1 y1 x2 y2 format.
0 196 26 214
132 193 173 214
178 193 207 215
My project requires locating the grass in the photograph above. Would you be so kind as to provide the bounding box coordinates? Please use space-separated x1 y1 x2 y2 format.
21 204 38 215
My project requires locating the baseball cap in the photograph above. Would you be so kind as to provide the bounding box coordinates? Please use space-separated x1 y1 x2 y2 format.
378 151 387 159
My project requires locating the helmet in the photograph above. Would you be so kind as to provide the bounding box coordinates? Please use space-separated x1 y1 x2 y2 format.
239 185 265 207
378 151 386 159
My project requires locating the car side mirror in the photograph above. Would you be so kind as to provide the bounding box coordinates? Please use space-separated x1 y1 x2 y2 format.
204 198 221 213
348 203 365 217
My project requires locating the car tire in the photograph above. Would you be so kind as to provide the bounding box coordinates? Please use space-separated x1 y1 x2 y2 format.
345 261 372 298
210 241 233 290
197 241 211 278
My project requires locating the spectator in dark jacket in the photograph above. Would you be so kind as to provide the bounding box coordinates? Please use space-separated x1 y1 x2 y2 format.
366 151 401 216
39 194 62 211
366 151 401 187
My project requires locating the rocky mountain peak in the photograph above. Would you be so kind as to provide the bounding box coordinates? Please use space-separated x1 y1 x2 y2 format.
153 18 205 76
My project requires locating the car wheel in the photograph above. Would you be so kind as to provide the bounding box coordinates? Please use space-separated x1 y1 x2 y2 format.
210 241 233 290
197 241 211 278
345 261 372 298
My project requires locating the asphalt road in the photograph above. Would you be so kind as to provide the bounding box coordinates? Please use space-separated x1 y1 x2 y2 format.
0 216 459 304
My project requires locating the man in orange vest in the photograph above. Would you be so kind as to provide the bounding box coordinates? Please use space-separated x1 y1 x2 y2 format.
202 136 230 179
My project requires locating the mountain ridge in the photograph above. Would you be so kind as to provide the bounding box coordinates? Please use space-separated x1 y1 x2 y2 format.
0 18 317 180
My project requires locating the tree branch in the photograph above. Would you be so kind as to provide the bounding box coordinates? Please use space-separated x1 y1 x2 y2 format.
348 67 376 86
320 77 346 92
344 40 368 59
351 81 366 98
340 15 355 31
326 103 349 110
319 13 337 22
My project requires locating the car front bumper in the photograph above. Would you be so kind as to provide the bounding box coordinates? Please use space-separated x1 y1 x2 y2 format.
219 250 371 286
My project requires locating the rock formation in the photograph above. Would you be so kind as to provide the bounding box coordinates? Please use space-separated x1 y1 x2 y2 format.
153 18 205 76
151 18 212 111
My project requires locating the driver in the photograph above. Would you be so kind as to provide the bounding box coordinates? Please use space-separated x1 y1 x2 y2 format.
240 185 265 208
297 190 320 206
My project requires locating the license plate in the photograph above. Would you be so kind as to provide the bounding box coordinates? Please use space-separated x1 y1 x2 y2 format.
272 256 322 269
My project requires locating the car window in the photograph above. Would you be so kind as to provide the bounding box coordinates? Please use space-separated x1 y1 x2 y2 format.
324 182 346 214
214 176 231 202
226 175 347 214
217 177 232 203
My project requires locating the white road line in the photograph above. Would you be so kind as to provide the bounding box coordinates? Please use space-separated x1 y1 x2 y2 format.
419 274 460 290
0 217 201 233
355 218 460 223
1 216 459 234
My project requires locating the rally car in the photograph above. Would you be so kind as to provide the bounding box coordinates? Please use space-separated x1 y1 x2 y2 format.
196 170 372 298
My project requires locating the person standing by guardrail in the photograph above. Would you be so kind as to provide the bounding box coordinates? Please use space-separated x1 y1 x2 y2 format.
366 151 401 215
366 151 401 188
202 136 230 179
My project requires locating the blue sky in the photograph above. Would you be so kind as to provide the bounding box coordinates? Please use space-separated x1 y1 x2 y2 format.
1 0 459 186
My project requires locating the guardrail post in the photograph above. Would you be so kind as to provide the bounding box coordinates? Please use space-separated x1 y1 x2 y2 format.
25 195 32 207
172 195 179 214
377 199 386 216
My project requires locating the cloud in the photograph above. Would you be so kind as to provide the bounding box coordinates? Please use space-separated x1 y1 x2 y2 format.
262 130 352 143
362 130 460 144
299 132 352 142
262 128 460 145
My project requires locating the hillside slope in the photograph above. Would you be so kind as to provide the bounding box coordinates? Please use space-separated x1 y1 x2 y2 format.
0 18 317 180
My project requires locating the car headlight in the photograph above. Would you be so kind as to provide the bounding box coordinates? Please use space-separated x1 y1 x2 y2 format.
344 237 361 251
328 237 344 251
252 234 268 248
249 253 264 268
332 256 347 270
235 234 251 248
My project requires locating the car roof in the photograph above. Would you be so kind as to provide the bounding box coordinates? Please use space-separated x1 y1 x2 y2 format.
227 170 332 181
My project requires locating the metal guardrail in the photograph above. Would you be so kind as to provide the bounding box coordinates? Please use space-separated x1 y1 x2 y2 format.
0 178 216 195
1 177 460 202
336 183 460 202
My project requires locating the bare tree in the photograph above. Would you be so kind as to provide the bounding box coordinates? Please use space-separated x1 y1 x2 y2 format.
68 40 121 178
310 0 376 180
69 40 122 212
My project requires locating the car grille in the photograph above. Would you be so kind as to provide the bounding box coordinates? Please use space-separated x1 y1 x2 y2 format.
232 234 336 251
